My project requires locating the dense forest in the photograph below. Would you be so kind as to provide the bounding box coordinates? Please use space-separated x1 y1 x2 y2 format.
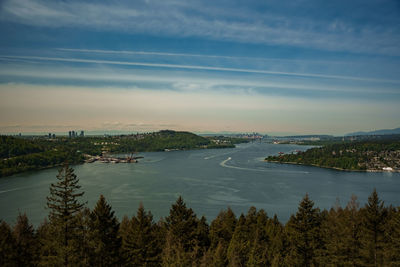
266 140 400 171
1 164 399 266
0 131 246 177
0 136 83 177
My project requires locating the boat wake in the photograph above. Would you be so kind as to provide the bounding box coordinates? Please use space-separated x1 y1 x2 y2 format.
0 187 29 194
219 157 309 174
204 150 237 160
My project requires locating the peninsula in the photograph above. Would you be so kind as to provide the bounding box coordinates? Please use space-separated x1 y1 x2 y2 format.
0 130 247 177
265 139 400 172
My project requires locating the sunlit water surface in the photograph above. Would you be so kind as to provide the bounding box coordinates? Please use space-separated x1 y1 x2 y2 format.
1 143 399 226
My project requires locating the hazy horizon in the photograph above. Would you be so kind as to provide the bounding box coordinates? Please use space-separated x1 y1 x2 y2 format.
1 0 399 135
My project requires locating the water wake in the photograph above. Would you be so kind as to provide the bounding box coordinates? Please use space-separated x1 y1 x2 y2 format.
219 157 309 174
0 187 29 194
204 150 237 160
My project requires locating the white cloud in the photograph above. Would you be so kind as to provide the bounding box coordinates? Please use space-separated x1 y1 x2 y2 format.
1 62 398 95
1 54 398 84
1 0 399 55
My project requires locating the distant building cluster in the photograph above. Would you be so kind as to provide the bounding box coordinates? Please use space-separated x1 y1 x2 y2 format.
48 133 56 139
68 130 84 138
235 133 264 139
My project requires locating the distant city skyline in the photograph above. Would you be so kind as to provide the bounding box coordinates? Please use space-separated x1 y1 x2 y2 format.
1 0 399 135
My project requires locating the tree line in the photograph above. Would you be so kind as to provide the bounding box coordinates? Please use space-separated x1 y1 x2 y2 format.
266 140 400 171
0 132 247 177
1 164 399 266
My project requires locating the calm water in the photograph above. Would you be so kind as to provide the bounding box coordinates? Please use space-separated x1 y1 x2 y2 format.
1 142 399 226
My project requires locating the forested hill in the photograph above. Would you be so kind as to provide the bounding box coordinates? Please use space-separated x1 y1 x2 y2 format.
114 130 211 152
266 140 400 172
0 136 43 158
0 131 245 177
0 136 84 177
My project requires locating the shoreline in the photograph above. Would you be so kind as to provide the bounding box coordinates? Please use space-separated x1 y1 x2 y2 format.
1 144 240 178
264 160 400 173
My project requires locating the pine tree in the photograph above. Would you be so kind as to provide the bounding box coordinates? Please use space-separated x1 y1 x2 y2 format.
162 196 201 265
342 194 362 266
247 209 270 266
0 220 16 266
265 214 285 266
45 163 86 266
88 195 121 266
162 230 191 267
122 203 161 266
384 206 400 265
193 215 210 264
227 214 251 266
74 208 91 266
207 207 237 266
360 189 387 266
285 194 321 267
209 208 236 247
37 219 59 266
13 213 38 266
211 241 227 267
319 205 346 265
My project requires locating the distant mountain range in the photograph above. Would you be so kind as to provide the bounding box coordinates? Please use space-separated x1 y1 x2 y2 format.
346 127 400 136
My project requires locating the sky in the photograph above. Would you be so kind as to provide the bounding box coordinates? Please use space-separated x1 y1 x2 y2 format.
0 0 399 135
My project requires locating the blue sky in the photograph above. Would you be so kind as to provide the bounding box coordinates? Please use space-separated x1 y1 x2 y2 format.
0 0 399 135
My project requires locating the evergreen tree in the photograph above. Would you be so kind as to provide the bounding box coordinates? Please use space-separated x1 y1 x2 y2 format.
207 207 237 266
13 213 38 266
0 220 16 266
118 215 131 264
88 194 121 266
342 195 363 266
209 208 237 249
285 194 321 267
212 241 227 267
227 214 251 266
74 208 91 266
192 215 210 265
247 209 270 266
319 205 346 265
360 189 387 266
162 230 191 267
45 163 86 266
384 206 400 265
162 196 201 265
122 203 161 266
37 219 59 266
265 215 285 266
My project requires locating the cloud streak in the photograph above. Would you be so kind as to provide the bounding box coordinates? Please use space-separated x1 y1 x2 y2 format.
1 63 399 96
1 55 398 84
1 0 400 55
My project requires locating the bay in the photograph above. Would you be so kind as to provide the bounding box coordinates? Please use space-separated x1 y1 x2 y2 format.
1 142 399 226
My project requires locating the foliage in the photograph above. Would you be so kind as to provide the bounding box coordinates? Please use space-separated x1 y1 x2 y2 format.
45 163 86 266
88 195 121 266
0 131 247 177
266 140 400 171
13 213 38 266
120 203 161 266
1 167 400 266
0 220 16 266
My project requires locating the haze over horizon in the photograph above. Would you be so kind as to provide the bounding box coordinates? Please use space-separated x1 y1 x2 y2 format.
1 0 399 135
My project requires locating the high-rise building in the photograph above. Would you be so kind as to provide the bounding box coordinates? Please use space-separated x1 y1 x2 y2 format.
80 130 84 137
69 131 72 138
